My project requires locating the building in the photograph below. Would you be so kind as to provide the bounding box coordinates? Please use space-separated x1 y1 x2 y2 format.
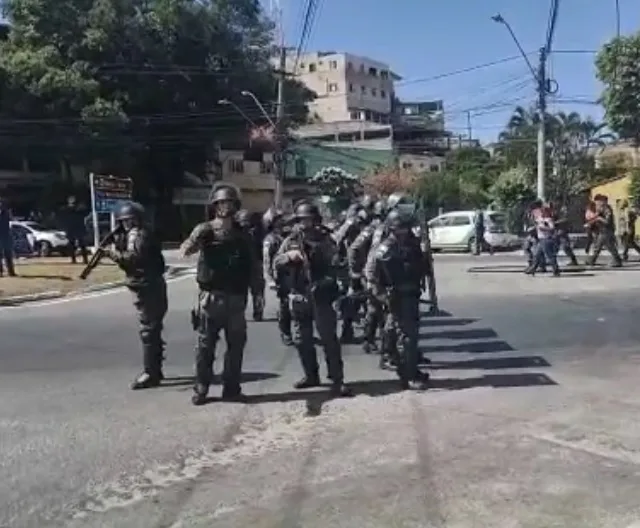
283 51 401 124
393 100 445 132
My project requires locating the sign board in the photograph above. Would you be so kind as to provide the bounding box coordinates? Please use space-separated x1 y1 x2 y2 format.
89 173 133 250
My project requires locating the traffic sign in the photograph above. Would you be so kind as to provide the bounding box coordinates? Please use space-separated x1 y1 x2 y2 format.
91 174 133 213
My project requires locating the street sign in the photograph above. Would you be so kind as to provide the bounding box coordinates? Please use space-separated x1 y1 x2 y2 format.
91 174 133 213
89 173 133 250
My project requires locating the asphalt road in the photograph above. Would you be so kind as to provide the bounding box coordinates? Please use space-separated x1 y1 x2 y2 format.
3 255 640 527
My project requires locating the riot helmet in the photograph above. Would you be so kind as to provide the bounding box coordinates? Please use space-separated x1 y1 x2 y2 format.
295 201 320 229
386 208 413 237
360 194 375 211
262 207 284 231
372 199 386 218
208 183 241 218
235 209 251 228
387 191 416 216
345 203 361 219
116 201 145 229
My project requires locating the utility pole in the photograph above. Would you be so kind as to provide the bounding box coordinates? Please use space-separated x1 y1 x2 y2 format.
274 44 286 209
536 47 547 201
466 111 472 141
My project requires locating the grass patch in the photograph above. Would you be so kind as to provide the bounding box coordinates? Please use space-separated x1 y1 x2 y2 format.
0 257 125 299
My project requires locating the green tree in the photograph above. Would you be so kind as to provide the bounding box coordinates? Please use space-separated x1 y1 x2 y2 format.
310 166 360 211
0 0 313 231
443 146 501 208
596 32 640 145
628 169 640 207
489 167 536 233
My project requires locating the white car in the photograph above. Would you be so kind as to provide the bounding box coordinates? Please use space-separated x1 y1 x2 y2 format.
10 221 69 257
428 210 521 252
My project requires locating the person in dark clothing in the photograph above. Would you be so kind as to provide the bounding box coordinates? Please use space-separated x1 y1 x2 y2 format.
236 209 265 321
180 184 260 405
585 194 622 267
618 199 640 261
61 196 89 264
106 202 168 390
0 196 16 277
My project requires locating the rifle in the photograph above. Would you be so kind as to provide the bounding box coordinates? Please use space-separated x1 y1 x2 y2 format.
79 225 124 279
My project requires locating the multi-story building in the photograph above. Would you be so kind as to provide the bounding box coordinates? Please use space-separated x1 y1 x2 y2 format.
283 51 401 124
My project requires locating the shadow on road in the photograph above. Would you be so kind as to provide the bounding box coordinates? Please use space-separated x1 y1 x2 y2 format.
429 355 550 370
467 265 590 274
166 371 279 390
419 308 557 387
429 372 557 390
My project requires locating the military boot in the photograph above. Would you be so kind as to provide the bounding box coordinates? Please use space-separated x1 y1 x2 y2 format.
221 383 248 402
340 323 356 344
131 371 162 390
191 383 209 406
294 374 321 389
330 382 353 398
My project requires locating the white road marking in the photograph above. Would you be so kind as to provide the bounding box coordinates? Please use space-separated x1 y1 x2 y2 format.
0 272 195 311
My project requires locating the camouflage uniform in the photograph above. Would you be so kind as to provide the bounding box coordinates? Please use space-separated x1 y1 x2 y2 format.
108 202 167 390
180 185 260 405
370 209 428 390
273 202 352 397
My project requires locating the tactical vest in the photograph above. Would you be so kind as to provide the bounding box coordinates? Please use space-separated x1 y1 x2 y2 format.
196 226 252 294
378 236 423 289
121 228 166 285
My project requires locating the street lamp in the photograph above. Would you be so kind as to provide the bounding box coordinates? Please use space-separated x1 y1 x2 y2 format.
217 99 257 126
492 13 547 201
240 90 277 128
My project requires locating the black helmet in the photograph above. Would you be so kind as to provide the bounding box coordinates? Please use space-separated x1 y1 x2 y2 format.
295 201 320 220
373 199 386 217
386 208 413 230
360 194 375 210
235 208 251 226
116 201 145 221
209 184 241 208
262 207 283 230
387 192 411 210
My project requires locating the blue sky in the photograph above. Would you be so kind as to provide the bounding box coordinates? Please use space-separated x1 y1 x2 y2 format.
277 0 638 143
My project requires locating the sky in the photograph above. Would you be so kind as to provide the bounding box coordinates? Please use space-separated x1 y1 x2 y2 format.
274 0 639 144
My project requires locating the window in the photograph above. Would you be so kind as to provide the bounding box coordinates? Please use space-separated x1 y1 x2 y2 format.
368 67 378 76
329 60 338 69
308 63 316 72
10 225 30 236
229 159 244 173
380 70 389 80
371 88 377 96
294 158 307 177
429 164 440 172
380 90 386 98
349 83 354 92
361 85 366 94
299 63 305 69
402 162 412 169
347 61 354 71
359 64 365 73
350 110 359 120
449 215 471 226
260 161 274 173
328 83 338 92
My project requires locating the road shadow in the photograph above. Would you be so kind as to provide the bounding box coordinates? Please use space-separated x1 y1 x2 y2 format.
421 340 515 354
421 328 498 340
467 265 590 274
419 308 558 386
169 371 279 391
15 274 73 281
238 378 404 416
252 317 279 323
429 355 550 370
429 372 557 390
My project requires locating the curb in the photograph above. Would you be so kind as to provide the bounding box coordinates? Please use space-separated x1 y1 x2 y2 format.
0 266 195 307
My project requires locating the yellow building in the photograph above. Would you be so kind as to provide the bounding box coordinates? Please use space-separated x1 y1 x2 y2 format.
588 173 640 233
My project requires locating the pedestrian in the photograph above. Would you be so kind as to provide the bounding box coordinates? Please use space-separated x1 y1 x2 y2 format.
61 196 89 264
527 203 560 276
179 184 260 405
273 201 352 397
105 202 168 389
0 196 16 277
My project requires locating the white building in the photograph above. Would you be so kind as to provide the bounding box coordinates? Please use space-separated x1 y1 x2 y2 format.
281 51 401 124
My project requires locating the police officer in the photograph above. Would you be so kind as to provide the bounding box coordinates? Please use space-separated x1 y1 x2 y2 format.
585 194 623 267
348 199 386 353
179 184 260 405
106 202 168 390
370 209 428 390
262 207 293 345
273 202 352 397
236 209 266 321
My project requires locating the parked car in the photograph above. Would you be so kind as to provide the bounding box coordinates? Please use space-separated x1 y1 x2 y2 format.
10 221 69 257
428 210 521 252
